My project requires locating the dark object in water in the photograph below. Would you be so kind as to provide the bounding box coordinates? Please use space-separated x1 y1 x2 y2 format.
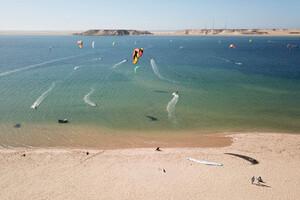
153 90 169 94
58 119 69 124
225 153 259 165
14 123 21 128
155 147 161 151
146 115 158 121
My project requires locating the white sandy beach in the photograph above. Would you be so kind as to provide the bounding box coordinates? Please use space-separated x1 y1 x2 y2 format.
0 133 299 200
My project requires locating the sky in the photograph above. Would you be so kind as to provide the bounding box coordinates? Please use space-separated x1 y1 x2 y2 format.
1 0 300 30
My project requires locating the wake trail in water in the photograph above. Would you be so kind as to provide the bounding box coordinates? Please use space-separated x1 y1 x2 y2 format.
112 59 127 69
134 66 140 73
214 56 243 66
166 92 179 120
83 88 97 107
150 58 175 83
215 56 231 63
31 82 56 109
0 55 80 78
150 59 164 80
91 57 102 61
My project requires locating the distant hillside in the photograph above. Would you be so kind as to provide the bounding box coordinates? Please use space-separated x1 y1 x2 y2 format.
153 29 300 36
74 29 153 36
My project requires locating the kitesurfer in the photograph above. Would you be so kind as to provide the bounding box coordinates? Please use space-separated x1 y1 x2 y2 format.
132 48 144 64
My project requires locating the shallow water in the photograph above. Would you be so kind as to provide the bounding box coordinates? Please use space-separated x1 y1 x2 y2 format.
0 35 300 141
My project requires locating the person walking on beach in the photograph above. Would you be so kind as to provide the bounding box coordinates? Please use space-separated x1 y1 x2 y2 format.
257 176 264 184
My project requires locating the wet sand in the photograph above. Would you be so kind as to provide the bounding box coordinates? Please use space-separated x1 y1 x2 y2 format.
0 124 231 148
0 133 300 200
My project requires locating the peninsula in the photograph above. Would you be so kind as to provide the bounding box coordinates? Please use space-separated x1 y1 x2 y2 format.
73 29 152 36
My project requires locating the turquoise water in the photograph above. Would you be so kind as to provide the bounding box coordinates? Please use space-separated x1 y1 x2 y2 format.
0 35 300 133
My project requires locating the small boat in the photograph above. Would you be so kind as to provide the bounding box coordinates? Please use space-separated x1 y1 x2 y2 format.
14 123 21 128
58 119 69 124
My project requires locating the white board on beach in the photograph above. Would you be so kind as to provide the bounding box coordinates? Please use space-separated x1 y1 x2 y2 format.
186 157 223 166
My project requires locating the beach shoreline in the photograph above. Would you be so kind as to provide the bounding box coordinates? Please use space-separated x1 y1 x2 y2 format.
0 133 299 200
0 123 233 149
2 121 300 149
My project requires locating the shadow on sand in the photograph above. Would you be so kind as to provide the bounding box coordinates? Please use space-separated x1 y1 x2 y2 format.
254 183 271 188
225 153 259 165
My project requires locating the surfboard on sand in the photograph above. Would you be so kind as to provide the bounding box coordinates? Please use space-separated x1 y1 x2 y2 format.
186 157 223 166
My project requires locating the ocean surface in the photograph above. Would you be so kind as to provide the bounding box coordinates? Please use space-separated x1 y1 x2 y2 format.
0 35 300 146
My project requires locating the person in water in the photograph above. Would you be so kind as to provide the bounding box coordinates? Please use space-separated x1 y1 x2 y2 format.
172 91 179 96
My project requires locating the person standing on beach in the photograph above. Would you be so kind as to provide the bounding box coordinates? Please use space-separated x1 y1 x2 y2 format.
257 176 264 184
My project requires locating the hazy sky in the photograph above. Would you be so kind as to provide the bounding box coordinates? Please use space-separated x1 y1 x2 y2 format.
1 0 300 30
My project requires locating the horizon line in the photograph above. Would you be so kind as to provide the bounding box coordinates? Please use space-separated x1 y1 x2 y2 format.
1 27 300 31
